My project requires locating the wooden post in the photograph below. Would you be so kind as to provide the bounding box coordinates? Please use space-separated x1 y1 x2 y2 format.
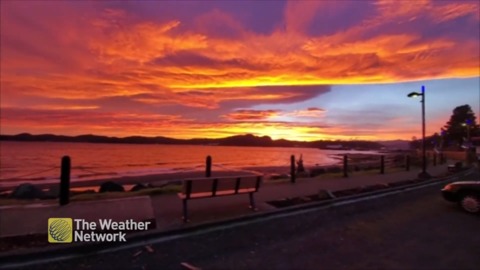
206 155 212 177
59 156 71 206
380 155 385 174
405 155 410 171
343 155 348 178
290 155 296 183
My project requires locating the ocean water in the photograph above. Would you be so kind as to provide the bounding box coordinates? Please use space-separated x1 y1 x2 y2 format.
0 141 378 188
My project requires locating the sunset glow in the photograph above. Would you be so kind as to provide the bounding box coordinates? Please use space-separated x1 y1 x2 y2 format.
1 1 479 141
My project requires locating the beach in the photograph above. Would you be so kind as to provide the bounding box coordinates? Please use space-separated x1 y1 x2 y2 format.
0 166 288 193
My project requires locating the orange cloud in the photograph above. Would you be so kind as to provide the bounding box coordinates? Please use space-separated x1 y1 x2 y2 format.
2 1 478 101
91 20 208 64
222 106 326 124
0 1 478 141
286 107 326 118
223 110 281 121
284 1 324 33
32 105 100 111
375 0 479 23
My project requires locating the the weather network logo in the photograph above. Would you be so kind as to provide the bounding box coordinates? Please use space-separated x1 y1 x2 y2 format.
48 218 73 243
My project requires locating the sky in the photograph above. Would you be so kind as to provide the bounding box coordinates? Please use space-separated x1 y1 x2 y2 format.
1 0 479 141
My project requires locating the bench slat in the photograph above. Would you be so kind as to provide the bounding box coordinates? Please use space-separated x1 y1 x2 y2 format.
238 176 258 190
216 178 237 193
187 179 215 194
179 175 262 199
178 188 257 199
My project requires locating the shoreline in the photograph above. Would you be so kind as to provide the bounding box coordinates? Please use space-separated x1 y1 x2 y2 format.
0 164 318 193
0 153 409 193
0 167 285 193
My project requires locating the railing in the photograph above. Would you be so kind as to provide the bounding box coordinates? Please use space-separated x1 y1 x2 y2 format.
3 152 457 206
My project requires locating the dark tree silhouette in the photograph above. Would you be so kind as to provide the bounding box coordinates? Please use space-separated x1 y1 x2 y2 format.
410 133 442 150
410 105 479 150
442 104 479 146
410 136 420 150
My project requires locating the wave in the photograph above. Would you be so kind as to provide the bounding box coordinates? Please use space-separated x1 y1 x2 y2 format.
126 163 150 167
0 166 203 191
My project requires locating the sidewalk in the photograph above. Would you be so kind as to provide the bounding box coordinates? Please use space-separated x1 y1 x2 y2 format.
0 165 451 241
150 165 449 230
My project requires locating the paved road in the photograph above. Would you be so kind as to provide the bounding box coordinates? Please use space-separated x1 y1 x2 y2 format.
17 172 480 270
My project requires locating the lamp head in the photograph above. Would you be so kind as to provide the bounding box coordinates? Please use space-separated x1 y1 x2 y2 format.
407 92 422 98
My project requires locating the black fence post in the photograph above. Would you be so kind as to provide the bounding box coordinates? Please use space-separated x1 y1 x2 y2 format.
290 155 296 183
343 155 348 178
380 155 385 174
59 156 71 206
433 153 437 166
405 155 410 171
440 153 445 164
206 155 212 177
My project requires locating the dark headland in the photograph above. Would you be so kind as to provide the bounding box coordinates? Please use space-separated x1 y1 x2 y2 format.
0 133 405 150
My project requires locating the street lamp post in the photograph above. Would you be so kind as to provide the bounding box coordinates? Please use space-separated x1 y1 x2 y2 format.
462 120 473 164
408 85 431 179
462 119 472 142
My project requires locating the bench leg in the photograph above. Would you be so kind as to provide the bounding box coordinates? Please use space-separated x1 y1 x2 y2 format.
182 199 189 223
249 193 257 211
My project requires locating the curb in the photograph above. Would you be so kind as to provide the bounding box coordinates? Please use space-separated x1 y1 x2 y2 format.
0 168 476 269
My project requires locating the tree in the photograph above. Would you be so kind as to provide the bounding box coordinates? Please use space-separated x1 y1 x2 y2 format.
443 104 479 147
410 136 420 150
410 133 442 150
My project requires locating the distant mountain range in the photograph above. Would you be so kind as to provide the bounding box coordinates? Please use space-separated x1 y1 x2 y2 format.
0 133 409 150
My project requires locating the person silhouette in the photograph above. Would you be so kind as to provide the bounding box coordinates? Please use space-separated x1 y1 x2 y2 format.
297 154 305 173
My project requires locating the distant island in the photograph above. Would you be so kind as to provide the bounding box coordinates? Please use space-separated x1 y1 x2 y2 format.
0 133 409 150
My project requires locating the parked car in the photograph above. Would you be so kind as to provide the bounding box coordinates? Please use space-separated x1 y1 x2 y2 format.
441 181 480 214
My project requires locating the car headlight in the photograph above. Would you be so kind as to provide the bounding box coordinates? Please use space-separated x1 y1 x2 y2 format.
442 184 453 191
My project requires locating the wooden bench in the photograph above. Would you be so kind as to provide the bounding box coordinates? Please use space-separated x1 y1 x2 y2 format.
177 175 262 222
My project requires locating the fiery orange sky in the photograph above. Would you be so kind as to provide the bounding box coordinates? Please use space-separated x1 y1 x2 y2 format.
1 0 479 141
